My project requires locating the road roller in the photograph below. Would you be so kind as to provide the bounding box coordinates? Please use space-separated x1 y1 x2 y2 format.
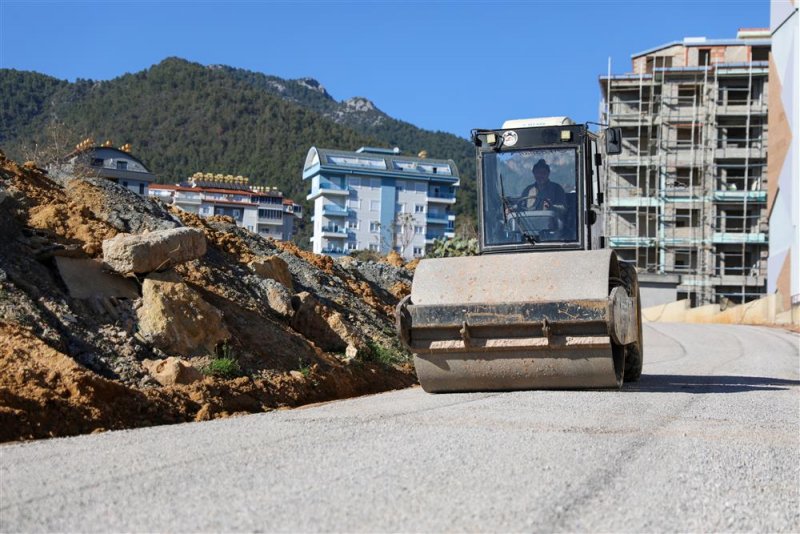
396 117 643 392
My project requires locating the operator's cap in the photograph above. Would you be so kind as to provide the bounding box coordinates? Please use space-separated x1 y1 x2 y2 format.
533 159 550 173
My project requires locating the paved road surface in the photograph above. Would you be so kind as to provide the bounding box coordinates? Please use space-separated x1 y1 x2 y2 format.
1 323 798 532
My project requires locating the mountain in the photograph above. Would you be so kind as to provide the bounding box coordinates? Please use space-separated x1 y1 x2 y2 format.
0 58 477 245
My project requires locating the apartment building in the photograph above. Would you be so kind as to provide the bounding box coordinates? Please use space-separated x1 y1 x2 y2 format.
150 173 302 241
303 146 459 260
59 139 156 196
599 29 771 306
768 0 799 316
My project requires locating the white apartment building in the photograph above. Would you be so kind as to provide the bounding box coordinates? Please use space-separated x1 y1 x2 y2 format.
303 146 459 260
58 139 156 196
150 173 302 241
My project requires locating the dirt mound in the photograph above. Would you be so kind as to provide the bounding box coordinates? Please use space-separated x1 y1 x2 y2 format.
0 322 189 441
1 158 118 256
0 151 416 443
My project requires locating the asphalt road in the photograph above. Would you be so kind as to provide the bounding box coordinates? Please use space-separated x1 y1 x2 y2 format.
1 322 798 532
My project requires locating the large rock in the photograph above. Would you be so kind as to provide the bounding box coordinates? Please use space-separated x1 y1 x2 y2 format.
103 227 206 274
249 256 293 290
136 270 230 356
142 357 203 386
289 292 347 352
262 278 294 318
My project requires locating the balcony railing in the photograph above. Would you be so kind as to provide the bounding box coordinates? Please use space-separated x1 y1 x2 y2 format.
321 204 348 216
308 182 349 200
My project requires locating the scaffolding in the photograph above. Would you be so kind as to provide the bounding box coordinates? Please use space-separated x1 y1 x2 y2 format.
602 49 769 306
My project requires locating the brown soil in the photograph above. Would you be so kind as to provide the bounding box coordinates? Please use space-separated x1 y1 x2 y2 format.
0 322 187 441
0 322 415 442
169 207 257 264
1 159 117 256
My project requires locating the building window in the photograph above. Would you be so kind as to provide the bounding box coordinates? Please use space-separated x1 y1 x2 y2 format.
139 183 145 195
396 203 405 213
258 209 282 219
414 225 423 235
371 178 381 188
347 220 359 230
751 46 769 62
369 244 380 252
413 247 423 257
415 204 425 213
370 200 380 212
91 158 103 167
369 221 380 233
116 160 128 170
350 177 361 187
348 199 361 209
396 180 405 191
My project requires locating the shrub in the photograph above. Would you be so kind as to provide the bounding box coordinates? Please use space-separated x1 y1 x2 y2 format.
203 341 242 378
203 357 241 379
427 237 478 258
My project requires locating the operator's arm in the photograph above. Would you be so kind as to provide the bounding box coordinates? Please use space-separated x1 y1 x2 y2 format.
541 183 566 211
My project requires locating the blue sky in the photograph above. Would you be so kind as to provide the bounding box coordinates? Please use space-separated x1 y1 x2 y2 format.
1 0 768 139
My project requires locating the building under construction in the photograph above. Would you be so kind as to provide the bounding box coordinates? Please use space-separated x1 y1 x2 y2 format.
600 29 771 306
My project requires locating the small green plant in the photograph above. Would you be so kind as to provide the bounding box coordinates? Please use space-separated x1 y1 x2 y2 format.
365 340 407 366
203 341 242 378
204 357 241 378
297 358 312 378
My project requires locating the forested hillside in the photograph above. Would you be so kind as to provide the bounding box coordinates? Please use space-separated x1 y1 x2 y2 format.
1 58 477 244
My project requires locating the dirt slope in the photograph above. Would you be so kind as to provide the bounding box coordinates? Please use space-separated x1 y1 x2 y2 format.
0 152 416 442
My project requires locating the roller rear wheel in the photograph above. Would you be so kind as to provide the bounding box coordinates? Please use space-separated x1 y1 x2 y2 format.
620 262 643 382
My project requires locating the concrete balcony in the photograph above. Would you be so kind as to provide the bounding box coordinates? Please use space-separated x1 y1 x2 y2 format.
714 145 766 160
608 236 657 248
713 190 767 203
174 197 202 206
426 214 450 225
321 246 346 256
715 103 768 116
608 196 660 208
258 217 283 226
608 156 654 167
321 204 348 217
320 226 347 239
712 232 767 244
307 183 349 201
717 273 767 287
427 194 456 204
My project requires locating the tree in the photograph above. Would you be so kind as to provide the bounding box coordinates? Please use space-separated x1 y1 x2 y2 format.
393 213 417 256
373 212 418 257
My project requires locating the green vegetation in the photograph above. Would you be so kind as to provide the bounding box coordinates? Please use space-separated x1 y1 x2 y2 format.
297 358 312 378
203 357 241 379
0 58 478 246
203 341 242 378
427 236 479 258
365 340 408 367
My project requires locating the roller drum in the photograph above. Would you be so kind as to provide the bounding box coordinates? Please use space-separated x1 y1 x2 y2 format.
398 249 638 392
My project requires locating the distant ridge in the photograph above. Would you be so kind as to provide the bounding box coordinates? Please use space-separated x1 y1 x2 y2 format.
0 58 477 244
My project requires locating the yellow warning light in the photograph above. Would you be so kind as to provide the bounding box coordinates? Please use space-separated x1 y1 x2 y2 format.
561 130 572 141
